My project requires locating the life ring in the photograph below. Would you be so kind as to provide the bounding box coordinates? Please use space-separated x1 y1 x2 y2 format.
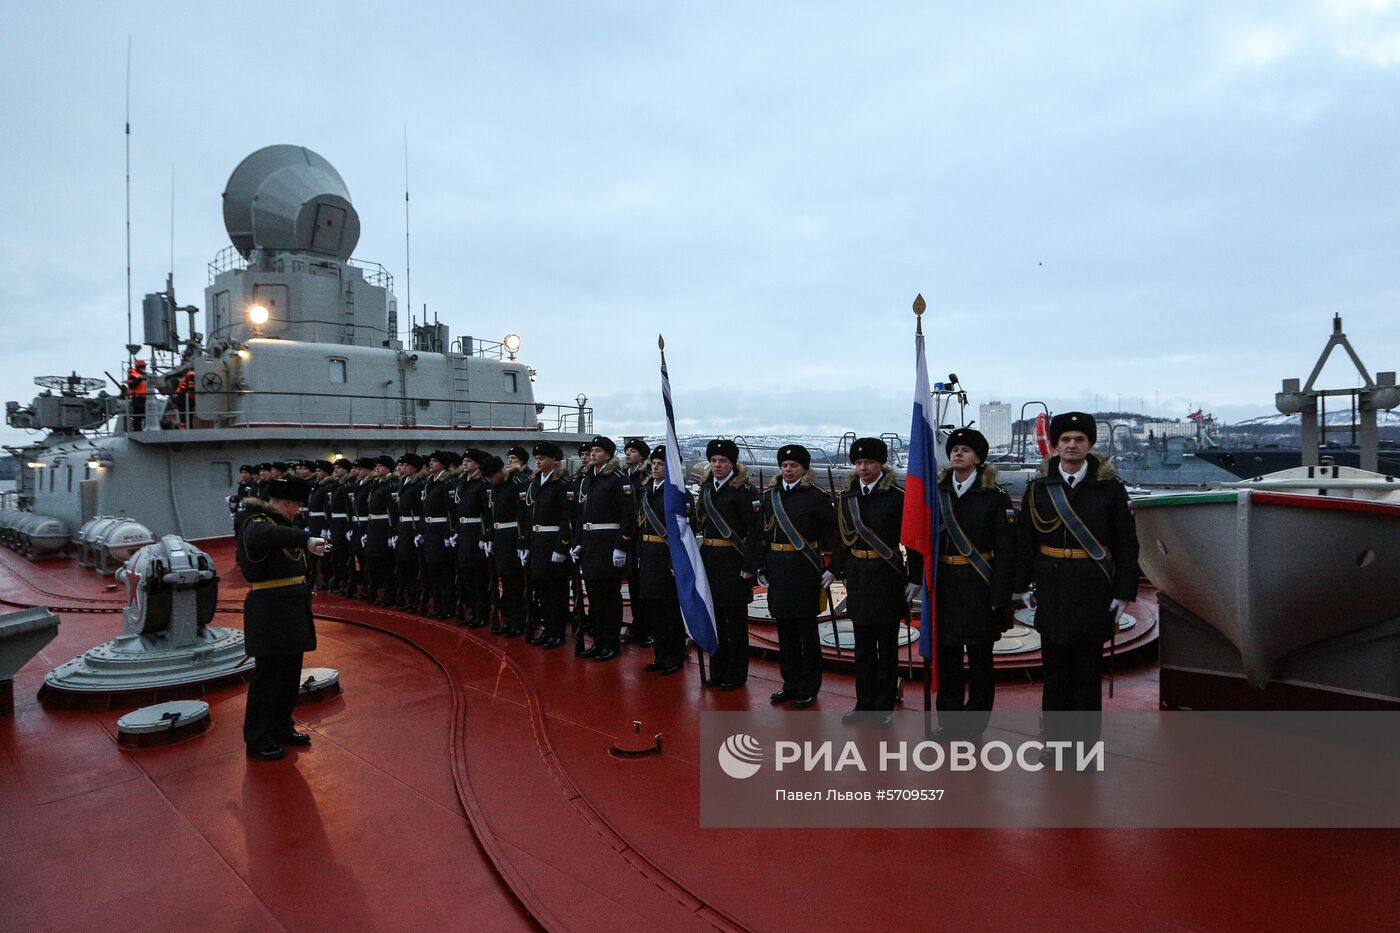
1034 412 1052 458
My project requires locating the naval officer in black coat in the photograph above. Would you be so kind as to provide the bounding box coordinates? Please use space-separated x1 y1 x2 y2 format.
832 437 923 726
1014 412 1140 756
523 442 574 647
747 444 835 708
695 438 760 690
933 428 1015 739
633 446 689 674
571 436 636 660
236 476 327 761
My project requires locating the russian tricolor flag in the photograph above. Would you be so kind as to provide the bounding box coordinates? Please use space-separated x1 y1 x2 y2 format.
659 340 719 654
899 303 940 674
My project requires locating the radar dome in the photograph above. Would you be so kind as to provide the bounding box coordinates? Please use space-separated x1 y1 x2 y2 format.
221 145 361 262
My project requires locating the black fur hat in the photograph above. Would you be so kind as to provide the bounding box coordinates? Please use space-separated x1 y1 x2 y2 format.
266 476 310 504
945 428 989 463
1049 412 1097 445
706 438 739 462
777 444 810 469
849 437 888 464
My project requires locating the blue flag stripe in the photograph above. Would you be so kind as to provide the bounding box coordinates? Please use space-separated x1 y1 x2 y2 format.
660 359 719 654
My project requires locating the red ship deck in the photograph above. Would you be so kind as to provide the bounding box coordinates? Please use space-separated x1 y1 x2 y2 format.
2 540 1395 932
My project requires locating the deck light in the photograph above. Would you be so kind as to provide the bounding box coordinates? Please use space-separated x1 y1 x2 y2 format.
247 304 270 325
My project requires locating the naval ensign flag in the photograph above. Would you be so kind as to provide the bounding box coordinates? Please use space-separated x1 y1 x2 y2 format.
899 297 940 688
658 337 719 655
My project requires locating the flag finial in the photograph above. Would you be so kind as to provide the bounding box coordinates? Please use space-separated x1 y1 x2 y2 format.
658 334 667 365
913 294 926 335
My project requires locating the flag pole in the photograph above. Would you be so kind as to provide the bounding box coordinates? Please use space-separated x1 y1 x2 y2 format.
660 334 708 691
913 294 934 713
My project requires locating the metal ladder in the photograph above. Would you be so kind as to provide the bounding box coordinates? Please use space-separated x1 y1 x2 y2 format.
449 355 472 427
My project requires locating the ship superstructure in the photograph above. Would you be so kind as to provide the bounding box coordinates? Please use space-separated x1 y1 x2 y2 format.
5 145 591 540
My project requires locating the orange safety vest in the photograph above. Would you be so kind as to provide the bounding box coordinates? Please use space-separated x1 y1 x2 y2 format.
176 371 195 395
128 367 147 397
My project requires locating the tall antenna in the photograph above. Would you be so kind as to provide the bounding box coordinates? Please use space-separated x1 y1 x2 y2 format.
169 162 175 279
403 124 411 341
124 36 133 359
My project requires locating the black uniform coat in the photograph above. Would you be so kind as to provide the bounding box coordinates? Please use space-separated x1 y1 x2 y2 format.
694 465 760 607
352 476 373 552
328 478 354 543
572 458 636 581
934 465 1015 644
235 500 315 656
489 468 530 554
452 472 491 568
306 478 332 538
364 478 396 558
1014 453 1139 645
420 468 457 565
634 479 689 600
523 468 573 580
393 474 424 561
831 467 924 625
748 473 835 619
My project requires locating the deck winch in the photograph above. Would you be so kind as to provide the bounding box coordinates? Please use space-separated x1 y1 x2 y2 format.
39 535 251 709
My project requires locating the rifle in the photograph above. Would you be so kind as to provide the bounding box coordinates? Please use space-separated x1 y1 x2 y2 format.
571 560 589 652
823 464 843 659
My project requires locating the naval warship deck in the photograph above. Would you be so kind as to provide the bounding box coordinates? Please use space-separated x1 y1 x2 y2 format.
3 539 1395 932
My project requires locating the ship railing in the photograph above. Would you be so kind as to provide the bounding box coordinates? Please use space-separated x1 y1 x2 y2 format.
116 390 591 435
207 247 394 292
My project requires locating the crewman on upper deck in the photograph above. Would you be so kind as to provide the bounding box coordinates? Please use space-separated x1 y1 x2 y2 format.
126 359 147 431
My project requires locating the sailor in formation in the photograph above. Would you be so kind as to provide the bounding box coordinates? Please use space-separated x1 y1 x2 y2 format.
933 429 1014 739
487 452 530 637
453 449 493 628
326 459 355 593
420 451 460 619
362 456 398 605
1015 412 1140 758
747 444 835 709
695 438 758 690
621 438 653 647
220 426 1140 732
523 442 573 648
393 454 426 612
832 438 923 727
633 446 688 674
571 436 636 660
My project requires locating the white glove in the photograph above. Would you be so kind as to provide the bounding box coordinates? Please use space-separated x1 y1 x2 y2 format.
344 529 354 541
820 570 835 588
446 534 458 548
904 583 920 602
389 535 398 549
740 570 754 580
569 545 582 560
612 548 627 568
307 537 327 556
480 540 492 556
1016 590 1037 609
517 549 529 566
359 534 367 547
414 534 423 547
757 572 769 588
1109 598 1127 620
551 550 567 564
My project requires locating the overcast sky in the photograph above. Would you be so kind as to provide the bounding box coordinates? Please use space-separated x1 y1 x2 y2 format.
4 1 1399 448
